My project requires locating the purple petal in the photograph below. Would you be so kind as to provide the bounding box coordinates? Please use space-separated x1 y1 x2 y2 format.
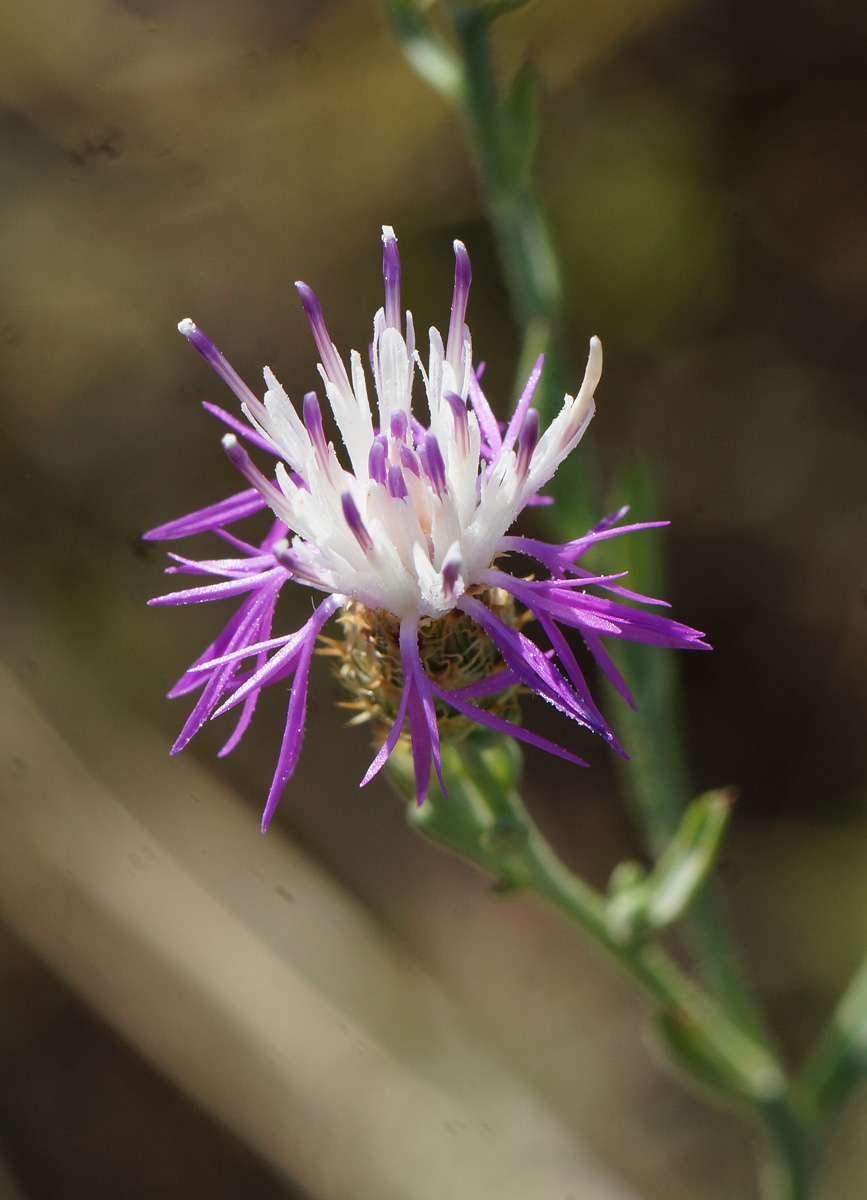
171 586 281 751
592 506 631 532
212 624 312 715
439 666 521 700
218 589 279 756
144 488 267 542
458 594 607 736
534 612 625 756
400 619 444 803
498 353 544 465
189 630 303 673
500 518 671 570
341 492 374 552
259 595 340 831
581 628 634 708
202 402 275 454
149 569 278 606
467 371 501 455
360 682 411 787
429 681 589 768
165 550 276 577
168 587 274 699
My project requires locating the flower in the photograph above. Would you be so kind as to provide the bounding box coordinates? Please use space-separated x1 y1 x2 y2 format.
147 226 708 830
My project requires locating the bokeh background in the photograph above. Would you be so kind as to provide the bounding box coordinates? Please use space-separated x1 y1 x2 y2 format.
0 0 865 1197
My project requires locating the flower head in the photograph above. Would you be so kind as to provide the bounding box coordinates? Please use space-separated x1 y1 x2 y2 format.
147 226 708 830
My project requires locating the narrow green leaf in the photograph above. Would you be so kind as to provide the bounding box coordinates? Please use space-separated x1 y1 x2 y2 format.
645 789 734 927
381 0 465 100
798 954 867 1120
502 62 541 184
605 789 734 943
656 1006 785 1104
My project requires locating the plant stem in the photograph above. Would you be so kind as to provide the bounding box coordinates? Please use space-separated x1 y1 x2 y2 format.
450 3 769 1042
451 6 581 488
598 469 771 1041
391 734 812 1195
382 3 818 1189
508 803 786 1104
758 1098 815 1200
392 737 785 1107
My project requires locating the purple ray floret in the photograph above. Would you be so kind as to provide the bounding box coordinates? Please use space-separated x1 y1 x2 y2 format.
149 227 709 830
382 226 402 331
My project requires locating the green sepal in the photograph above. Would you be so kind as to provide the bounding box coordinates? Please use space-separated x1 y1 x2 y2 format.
387 731 533 887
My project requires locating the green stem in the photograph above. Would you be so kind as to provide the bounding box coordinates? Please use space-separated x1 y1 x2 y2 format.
600 465 771 1043
390 738 784 1107
504 805 786 1105
453 3 769 1045
382 3 816 1189
389 735 813 1196
452 6 571 394
758 1099 816 1200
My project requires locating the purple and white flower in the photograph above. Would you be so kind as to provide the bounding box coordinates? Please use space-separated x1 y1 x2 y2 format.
147 226 708 830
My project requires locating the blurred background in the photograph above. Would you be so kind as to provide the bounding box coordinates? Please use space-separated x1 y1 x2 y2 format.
0 0 865 1197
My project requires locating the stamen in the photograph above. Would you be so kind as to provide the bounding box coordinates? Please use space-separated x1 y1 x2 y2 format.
178 319 262 412
444 391 470 454
516 408 540 481
368 435 388 485
221 434 285 511
295 282 347 385
390 410 409 442
441 543 463 599
398 444 422 477
420 433 447 497
381 225 401 332
271 539 323 587
302 391 328 459
387 464 408 500
341 492 374 553
445 239 471 377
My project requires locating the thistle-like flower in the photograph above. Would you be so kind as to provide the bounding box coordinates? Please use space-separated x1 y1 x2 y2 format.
147 227 708 830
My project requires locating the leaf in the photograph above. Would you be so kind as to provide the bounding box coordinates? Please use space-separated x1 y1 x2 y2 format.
655 1006 784 1104
502 62 541 184
645 788 734 927
606 789 734 942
